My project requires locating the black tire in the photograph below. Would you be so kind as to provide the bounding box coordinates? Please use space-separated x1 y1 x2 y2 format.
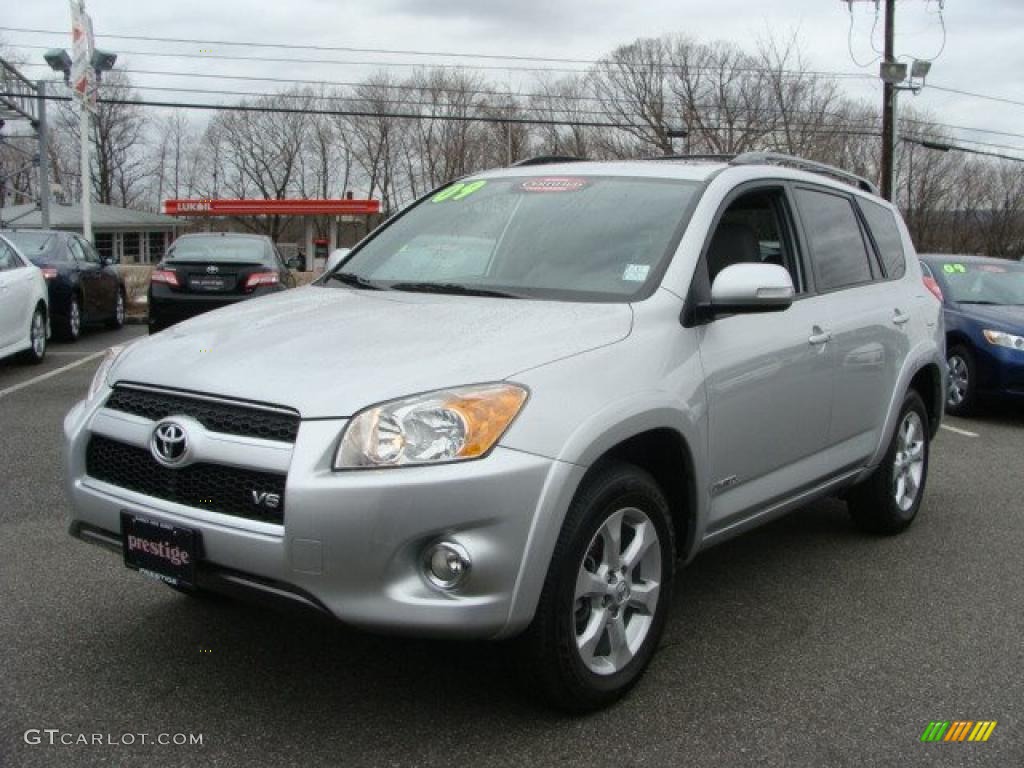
107 288 126 329
19 306 47 365
522 461 676 712
59 295 83 341
945 345 976 416
847 391 930 535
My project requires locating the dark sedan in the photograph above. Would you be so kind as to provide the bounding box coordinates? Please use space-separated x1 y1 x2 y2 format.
148 233 296 334
920 254 1024 415
1 229 125 341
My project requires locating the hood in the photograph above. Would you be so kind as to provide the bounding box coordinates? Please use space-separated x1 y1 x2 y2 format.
111 285 633 418
956 303 1024 332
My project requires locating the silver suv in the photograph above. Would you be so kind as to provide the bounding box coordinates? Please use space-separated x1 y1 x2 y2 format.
64 154 944 711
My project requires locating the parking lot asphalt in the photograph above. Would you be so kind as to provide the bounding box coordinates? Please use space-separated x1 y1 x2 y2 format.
0 328 1021 768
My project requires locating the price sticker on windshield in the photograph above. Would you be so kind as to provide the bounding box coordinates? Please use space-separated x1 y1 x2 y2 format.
519 177 590 193
431 180 487 203
943 263 967 274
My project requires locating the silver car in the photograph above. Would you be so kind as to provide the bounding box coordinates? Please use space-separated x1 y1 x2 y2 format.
64 154 944 711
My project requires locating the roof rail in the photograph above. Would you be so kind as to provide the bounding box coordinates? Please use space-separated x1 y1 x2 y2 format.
510 155 587 167
642 154 737 162
730 152 879 195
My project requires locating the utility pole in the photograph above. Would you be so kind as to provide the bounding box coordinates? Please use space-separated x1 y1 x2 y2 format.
880 0 896 201
37 80 51 228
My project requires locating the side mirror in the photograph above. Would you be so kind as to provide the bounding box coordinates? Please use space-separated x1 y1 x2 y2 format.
708 263 794 315
101 255 119 267
326 248 351 272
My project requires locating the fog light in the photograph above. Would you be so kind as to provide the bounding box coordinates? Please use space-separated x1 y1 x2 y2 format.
424 541 471 590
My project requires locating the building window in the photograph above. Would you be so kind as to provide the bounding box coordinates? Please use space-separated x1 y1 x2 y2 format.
122 232 141 264
95 233 114 261
147 232 167 263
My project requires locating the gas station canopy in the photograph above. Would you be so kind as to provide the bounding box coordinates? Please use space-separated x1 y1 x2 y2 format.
162 198 380 216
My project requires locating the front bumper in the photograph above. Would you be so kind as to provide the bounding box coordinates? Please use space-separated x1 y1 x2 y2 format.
64 395 582 639
974 343 1024 398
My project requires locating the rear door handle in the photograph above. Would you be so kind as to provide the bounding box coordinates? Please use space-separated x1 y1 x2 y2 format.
893 310 911 326
808 327 833 345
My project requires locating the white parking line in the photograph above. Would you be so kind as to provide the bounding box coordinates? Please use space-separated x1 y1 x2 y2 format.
940 423 980 438
0 350 107 400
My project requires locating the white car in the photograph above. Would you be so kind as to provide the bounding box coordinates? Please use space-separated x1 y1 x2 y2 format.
0 233 49 364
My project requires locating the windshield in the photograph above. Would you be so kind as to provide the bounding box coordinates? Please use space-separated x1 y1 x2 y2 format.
167 237 268 262
932 259 1024 305
332 176 701 301
4 231 53 256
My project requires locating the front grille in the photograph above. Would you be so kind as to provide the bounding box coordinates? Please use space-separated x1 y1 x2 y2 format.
86 436 286 524
105 386 299 443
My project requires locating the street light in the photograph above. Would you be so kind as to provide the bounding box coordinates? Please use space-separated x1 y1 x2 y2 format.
43 49 72 83
40 46 115 243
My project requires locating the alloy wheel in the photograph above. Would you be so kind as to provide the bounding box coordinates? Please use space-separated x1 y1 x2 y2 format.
69 300 81 338
892 411 925 512
947 355 968 408
31 311 46 357
573 506 662 676
115 292 124 325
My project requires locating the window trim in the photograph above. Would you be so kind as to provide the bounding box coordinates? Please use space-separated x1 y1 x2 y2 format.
683 180 811 327
790 183 880 295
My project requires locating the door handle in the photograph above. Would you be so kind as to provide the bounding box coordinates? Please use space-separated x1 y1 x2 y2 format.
893 310 910 326
808 327 833 345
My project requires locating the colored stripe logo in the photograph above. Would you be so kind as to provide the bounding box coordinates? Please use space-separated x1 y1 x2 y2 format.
920 721 997 742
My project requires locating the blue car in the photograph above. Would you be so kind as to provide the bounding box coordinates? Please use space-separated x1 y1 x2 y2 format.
919 254 1024 415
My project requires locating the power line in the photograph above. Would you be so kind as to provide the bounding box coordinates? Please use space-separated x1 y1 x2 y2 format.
929 84 1024 109
0 26 878 79
5 40 877 81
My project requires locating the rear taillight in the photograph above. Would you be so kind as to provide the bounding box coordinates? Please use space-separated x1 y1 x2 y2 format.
40 267 58 280
923 275 943 302
150 269 180 287
244 271 280 290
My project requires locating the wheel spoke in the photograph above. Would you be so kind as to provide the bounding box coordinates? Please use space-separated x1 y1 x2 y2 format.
576 607 609 663
627 580 660 614
575 567 606 601
606 614 630 666
620 521 655 570
599 510 624 567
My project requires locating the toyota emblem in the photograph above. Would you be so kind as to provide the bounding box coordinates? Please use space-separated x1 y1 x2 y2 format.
206 264 219 274
150 420 189 467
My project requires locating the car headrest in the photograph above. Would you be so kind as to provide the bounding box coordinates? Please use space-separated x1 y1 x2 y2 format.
707 221 760 280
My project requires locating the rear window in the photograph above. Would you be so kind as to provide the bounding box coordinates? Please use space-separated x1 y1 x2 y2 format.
335 176 701 302
859 199 906 279
3 231 53 256
167 237 268 262
795 188 873 291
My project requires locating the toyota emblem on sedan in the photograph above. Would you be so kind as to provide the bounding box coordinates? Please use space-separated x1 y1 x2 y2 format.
150 421 189 467
206 264 219 274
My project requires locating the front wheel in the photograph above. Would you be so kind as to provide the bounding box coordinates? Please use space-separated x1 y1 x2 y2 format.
523 461 675 712
847 391 930 535
946 345 976 416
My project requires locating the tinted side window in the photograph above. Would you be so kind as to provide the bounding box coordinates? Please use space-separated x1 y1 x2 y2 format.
795 188 873 291
68 238 87 263
859 199 906 279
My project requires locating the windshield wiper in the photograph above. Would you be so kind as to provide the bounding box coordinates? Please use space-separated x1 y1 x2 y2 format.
388 281 523 299
329 271 386 290
957 300 1001 305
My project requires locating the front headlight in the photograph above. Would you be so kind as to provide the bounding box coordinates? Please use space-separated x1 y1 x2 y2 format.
982 329 1024 351
87 345 127 401
335 383 528 469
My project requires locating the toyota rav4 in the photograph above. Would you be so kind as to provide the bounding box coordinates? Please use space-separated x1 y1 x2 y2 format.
64 153 945 711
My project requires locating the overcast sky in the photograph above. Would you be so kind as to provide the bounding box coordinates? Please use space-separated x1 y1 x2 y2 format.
4 0 1023 156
